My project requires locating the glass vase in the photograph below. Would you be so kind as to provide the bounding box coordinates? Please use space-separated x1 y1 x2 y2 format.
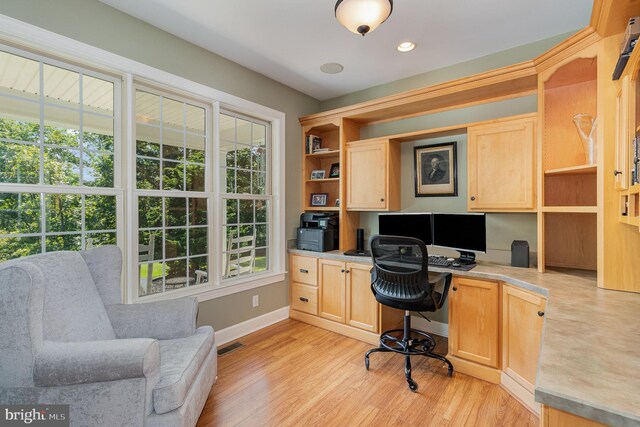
573 114 597 165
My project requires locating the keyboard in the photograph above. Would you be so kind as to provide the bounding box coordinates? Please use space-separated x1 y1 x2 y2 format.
428 256 451 267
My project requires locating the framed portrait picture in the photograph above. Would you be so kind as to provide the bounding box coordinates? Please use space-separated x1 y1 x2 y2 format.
329 163 340 178
310 170 325 180
310 193 328 206
414 142 457 197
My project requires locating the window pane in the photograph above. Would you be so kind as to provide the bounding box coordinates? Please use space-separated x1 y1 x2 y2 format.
162 160 184 190
219 114 235 141
189 198 207 226
186 164 205 192
256 224 268 247
163 129 184 160
139 230 161 261
0 98 40 143
44 105 80 147
44 147 80 185
165 259 188 288
186 105 205 136
45 193 81 232
166 197 187 227
189 227 207 256
255 200 268 223
86 231 116 248
236 145 251 170
85 195 116 230
43 64 79 106
136 91 161 125
165 228 186 258
0 51 40 96
239 199 253 224
0 141 39 184
236 118 251 144
236 169 250 193
45 234 81 252
254 248 268 273
83 152 114 187
252 144 267 172
139 261 163 297
225 199 238 224
239 224 254 242
189 256 208 285
223 168 236 193
252 172 266 195
83 75 114 114
222 142 236 168
138 197 163 229
83 113 114 152
162 97 184 133
0 236 40 262
0 192 41 234
136 124 161 157
136 158 160 189
186 134 205 163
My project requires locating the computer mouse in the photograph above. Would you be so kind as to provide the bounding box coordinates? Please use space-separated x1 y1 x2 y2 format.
452 262 461 267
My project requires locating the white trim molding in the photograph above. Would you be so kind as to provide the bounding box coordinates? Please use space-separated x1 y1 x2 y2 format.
214 306 290 346
411 315 449 338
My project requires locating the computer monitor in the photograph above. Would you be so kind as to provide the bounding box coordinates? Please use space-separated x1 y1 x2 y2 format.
378 213 432 245
432 213 486 264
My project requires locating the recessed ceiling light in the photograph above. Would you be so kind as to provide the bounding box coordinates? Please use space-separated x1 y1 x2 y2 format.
320 63 344 74
397 42 416 52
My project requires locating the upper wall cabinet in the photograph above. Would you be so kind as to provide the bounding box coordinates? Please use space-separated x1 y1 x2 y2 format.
467 114 537 212
346 139 400 211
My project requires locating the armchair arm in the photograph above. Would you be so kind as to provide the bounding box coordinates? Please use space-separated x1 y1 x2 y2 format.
34 339 159 387
106 297 197 340
428 271 453 309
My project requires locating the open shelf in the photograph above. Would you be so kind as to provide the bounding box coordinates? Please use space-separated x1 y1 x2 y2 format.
306 178 339 183
544 164 596 176
304 206 339 212
544 212 597 271
541 206 597 213
306 150 340 159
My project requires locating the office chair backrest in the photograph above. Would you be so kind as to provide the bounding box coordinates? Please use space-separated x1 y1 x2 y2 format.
369 235 431 303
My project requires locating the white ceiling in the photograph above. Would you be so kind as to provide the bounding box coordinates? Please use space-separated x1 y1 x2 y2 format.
100 0 593 101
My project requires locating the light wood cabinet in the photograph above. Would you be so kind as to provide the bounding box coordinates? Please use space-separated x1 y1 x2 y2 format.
467 115 536 211
346 262 378 332
448 277 500 368
541 405 609 427
346 139 400 211
318 259 346 323
502 284 546 393
290 254 318 286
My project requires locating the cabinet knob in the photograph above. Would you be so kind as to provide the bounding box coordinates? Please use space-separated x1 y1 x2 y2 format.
538 311 545 317
299 268 308 274
299 297 309 303
341 269 345 273
345 270 350 274
452 287 458 291
380 198 384 202
470 196 476 201
614 170 622 176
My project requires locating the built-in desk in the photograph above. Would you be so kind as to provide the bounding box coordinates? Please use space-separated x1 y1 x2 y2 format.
288 249 640 427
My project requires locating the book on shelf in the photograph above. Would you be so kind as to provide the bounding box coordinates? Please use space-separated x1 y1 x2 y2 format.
305 134 322 154
312 148 330 153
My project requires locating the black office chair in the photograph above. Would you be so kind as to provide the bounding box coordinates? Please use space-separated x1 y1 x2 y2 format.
365 235 454 392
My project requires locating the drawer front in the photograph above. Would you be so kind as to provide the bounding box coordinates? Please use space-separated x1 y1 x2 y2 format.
291 255 318 286
291 282 318 315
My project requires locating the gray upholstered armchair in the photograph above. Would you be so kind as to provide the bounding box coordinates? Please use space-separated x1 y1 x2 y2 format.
0 246 217 427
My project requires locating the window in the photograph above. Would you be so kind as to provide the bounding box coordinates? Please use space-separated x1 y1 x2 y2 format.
0 47 120 261
220 111 271 280
134 88 210 297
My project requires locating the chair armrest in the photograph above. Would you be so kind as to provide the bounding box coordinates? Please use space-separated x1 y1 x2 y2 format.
106 297 197 340
34 339 159 387
428 271 453 309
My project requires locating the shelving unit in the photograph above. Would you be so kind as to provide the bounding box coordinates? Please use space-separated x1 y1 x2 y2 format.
538 47 599 273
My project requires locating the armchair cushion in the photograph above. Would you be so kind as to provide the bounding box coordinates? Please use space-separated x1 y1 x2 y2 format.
153 326 214 415
34 339 160 387
106 297 197 340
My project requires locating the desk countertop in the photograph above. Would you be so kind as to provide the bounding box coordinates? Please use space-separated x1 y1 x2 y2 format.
288 249 640 427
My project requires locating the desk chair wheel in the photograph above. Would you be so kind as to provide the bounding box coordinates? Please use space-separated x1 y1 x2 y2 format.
407 378 418 392
365 355 370 371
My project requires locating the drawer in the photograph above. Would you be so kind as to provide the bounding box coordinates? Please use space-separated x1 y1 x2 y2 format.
291 255 317 286
291 282 318 315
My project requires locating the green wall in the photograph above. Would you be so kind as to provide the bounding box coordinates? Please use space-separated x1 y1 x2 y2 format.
0 0 319 331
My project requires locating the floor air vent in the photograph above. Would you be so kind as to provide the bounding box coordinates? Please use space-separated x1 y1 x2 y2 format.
217 342 244 356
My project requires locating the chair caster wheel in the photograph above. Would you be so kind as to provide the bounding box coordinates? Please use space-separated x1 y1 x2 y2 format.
407 379 418 392
365 357 370 371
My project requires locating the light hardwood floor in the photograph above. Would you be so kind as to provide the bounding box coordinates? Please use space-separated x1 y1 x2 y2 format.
197 319 538 427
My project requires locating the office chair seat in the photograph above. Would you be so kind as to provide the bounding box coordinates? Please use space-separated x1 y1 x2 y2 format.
365 235 454 392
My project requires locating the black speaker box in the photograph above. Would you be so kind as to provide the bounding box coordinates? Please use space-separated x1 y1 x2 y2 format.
511 240 529 268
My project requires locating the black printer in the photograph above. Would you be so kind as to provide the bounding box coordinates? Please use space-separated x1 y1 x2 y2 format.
297 213 339 252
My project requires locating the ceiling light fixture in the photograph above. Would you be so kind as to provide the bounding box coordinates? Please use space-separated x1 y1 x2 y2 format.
397 41 416 52
335 0 393 37
320 63 345 74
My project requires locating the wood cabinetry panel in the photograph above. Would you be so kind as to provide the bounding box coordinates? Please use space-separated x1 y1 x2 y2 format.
291 255 318 286
318 259 346 323
346 262 378 332
346 140 387 210
291 283 318 315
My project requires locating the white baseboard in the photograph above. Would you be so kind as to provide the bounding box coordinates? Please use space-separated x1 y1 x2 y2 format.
410 316 449 338
215 306 290 346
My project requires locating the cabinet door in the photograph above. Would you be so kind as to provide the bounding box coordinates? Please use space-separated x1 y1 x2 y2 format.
346 262 378 332
468 116 536 211
449 277 500 367
346 140 387 210
502 285 546 392
318 259 346 323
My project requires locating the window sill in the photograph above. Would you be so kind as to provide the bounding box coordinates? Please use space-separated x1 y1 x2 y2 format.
133 271 286 304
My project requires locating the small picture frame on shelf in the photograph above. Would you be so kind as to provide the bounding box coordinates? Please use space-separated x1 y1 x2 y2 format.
335 198 340 207
310 170 325 180
329 163 340 178
310 193 328 207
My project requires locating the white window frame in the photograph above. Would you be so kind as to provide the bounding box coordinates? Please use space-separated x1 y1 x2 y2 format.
0 44 124 254
0 15 286 303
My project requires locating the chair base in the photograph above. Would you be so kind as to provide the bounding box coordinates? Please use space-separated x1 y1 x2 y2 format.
364 312 453 392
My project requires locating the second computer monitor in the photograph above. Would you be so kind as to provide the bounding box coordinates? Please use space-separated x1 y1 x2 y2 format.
432 213 486 264
378 213 432 245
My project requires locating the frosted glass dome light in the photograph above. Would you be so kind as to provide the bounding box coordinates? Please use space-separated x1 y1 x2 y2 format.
335 0 393 36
